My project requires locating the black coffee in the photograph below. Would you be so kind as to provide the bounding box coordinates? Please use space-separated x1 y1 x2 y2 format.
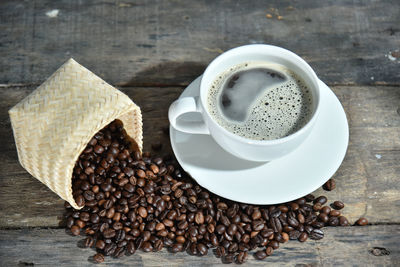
207 62 314 140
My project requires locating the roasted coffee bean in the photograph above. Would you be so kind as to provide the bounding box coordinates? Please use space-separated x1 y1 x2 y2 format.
106 207 115 219
238 213 249 223
269 240 279 250
298 232 308 242
251 209 262 220
328 216 339 226
309 229 324 240
142 241 153 252
289 202 299 211
90 214 100 224
170 243 183 253
104 243 117 256
176 235 185 244
85 200 98 207
127 240 136 255
283 225 294 233
210 233 219 246
166 210 177 220
101 183 112 192
227 224 238 236
153 239 163 252
289 230 301 240
224 231 233 241
135 237 144 250
236 251 248 264
163 237 174 247
113 247 125 258
228 242 238 253
305 194 315 202
163 219 174 228
305 214 317 224
313 203 322 211
103 229 116 239
94 145 104 154
83 190 95 201
124 183 135 193
330 210 341 217
216 224 226 235
260 229 274 238
323 179 336 191
71 225 80 236
75 195 85 207
220 215 230 227
270 208 281 218
265 246 273 256
216 246 226 258
67 121 354 264
332 201 345 210
311 221 325 229
274 232 284 243
93 253 105 263
123 167 134 177
83 236 94 247
197 243 208 256
188 242 198 255
222 253 234 263
255 250 267 260
281 232 289 243
339 216 350 226
178 220 188 230
318 213 329 223
272 217 282 233
96 239 106 250
115 229 126 242
138 206 148 218
296 198 306 206
355 217 368 226
305 225 314 234
298 213 305 224
79 212 90 222
252 220 264 231
314 196 327 205
66 217 74 228
278 205 289 213
288 216 299 228
321 206 331 215
195 211 204 224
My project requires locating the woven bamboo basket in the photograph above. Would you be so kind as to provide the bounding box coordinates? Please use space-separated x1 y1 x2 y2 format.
8 58 143 209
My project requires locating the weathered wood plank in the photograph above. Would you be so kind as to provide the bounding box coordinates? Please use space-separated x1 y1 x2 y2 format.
1 0 399 86
0 85 399 227
0 226 398 266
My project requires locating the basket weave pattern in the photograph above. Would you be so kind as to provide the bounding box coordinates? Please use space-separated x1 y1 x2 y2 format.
9 59 142 209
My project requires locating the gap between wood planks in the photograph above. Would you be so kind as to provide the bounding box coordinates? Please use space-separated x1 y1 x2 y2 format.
1 83 400 89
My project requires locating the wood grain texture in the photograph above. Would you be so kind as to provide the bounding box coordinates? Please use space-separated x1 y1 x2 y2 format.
0 226 398 266
1 0 399 86
1 85 399 227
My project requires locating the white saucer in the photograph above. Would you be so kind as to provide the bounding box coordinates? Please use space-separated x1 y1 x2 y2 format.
170 76 349 204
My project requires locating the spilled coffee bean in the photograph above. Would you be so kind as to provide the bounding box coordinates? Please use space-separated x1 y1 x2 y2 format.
323 178 336 191
355 217 368 226
64 120 363 264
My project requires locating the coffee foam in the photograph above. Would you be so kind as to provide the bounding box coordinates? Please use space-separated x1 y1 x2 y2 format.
207 62 313 140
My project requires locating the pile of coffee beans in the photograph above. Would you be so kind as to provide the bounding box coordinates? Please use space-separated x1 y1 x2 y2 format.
64 120 368 264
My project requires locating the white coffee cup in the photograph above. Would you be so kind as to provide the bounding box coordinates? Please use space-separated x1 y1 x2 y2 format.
169 44 321 162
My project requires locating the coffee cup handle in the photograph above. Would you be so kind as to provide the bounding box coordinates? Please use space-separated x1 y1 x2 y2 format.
168 97 210 135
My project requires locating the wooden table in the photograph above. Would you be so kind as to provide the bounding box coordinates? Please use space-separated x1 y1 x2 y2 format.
1 0 399 266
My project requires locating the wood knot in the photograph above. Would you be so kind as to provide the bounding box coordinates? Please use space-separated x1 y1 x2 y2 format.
370 247 390 256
